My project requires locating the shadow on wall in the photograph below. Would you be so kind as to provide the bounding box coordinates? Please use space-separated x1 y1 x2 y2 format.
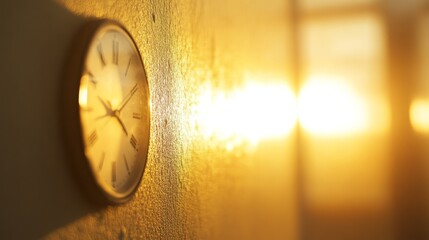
0 1 103 238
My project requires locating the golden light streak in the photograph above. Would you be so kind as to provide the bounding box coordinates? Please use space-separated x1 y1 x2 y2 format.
79 74 90 108
298 76 368 136
410 98 429 134
193 81 296 148
192 74 389 148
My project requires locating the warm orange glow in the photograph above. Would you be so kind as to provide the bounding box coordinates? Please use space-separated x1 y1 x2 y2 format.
193 81 296 148
298 76 368 136
193 74 390 145
79 74 90 108
410 98 429 134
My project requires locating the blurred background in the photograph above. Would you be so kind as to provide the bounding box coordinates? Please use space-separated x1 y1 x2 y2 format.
0 0 428 239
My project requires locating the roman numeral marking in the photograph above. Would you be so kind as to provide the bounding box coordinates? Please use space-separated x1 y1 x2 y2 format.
97 43 106 67
130 134 138 151
112 161 116 186
98 152 105 171
88 130 97 146
112 38 119 65
125 57 132 77
132 112 141 119
123 155 131 175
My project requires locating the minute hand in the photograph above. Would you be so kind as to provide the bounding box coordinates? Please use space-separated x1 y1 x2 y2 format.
117 83 138 112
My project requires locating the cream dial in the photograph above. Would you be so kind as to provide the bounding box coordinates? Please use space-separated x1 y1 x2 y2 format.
77 21 150 203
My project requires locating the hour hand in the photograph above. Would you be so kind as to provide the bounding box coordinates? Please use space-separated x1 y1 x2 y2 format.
113 110 129 136
96 96 113 119
97 96 129 135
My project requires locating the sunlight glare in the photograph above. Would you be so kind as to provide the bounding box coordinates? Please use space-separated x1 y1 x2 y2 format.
298 76 368 135
79 74 89 108
194 82 296 147
410 98 429 134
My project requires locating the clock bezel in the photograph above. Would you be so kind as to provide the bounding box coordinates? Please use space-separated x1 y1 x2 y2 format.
63 19 150 204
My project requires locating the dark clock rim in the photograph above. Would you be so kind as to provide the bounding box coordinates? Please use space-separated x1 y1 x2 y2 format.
62 18 151 205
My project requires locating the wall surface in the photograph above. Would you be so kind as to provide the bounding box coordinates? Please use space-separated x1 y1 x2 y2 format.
0 0 297 239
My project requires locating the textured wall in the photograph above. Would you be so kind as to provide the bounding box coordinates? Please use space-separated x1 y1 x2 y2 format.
0 0 297 239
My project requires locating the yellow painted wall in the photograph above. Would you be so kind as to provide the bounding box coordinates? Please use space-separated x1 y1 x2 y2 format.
3 0 429 239
0 0 297 239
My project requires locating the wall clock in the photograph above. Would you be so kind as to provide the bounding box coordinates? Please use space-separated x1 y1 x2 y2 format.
64 20 150 204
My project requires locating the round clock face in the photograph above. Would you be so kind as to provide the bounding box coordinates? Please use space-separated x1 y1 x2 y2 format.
76 21 150 203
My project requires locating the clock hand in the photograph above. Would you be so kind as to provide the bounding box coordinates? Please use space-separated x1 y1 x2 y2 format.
97 96 114 117
97 96 129 135
116 83 138 112
113 110 129 136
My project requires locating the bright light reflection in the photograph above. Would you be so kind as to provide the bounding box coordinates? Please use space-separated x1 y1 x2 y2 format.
79 75 89 108
193 75 387 147
193 82 296 148
410 98 429 134
298 76 368 135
